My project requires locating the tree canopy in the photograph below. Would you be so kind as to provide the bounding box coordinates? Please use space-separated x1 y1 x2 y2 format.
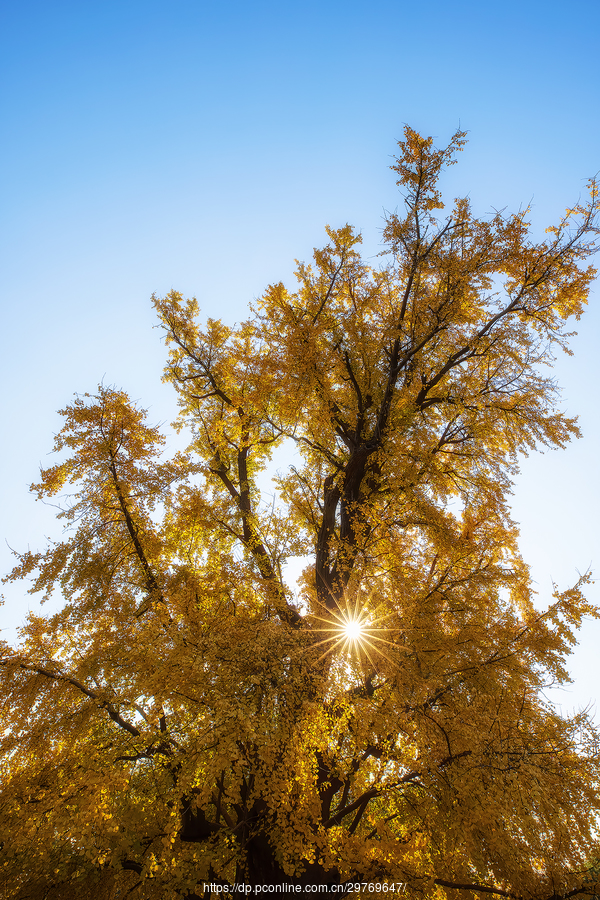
2 128 600 899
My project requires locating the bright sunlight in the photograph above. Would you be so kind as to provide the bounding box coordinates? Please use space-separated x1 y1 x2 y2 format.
344 619 363 641
304 591 401 672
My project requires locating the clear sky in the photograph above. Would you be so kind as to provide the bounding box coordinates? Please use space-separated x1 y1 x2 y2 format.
1 0 599 715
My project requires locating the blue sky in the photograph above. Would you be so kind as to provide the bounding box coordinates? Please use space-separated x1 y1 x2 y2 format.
1 0 599 713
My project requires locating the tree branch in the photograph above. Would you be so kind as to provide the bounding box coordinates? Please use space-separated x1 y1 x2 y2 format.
2 659 141 737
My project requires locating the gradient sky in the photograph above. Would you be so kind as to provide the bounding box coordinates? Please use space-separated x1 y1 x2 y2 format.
1 0 599 715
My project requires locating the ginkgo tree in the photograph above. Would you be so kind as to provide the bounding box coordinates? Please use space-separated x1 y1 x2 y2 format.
2 128 600 900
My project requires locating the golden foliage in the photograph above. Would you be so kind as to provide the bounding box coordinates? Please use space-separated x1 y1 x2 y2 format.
2 128 600 898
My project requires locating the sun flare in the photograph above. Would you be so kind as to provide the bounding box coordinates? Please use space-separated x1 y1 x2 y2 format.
303 592 401 672
344 619 364 641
